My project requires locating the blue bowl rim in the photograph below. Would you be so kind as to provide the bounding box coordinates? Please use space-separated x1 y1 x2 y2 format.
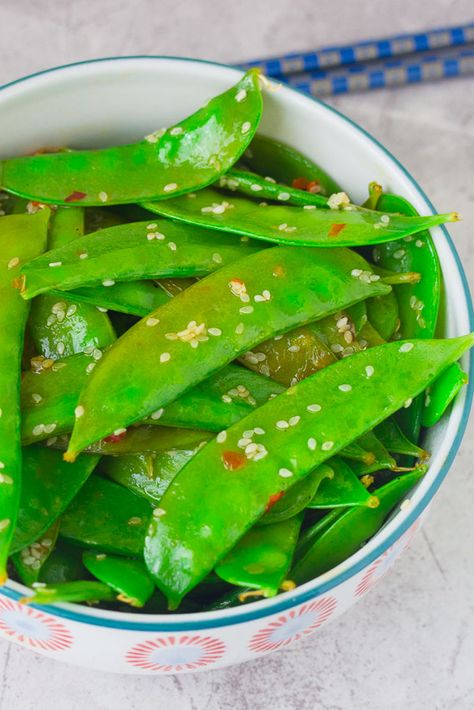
1 55 473 633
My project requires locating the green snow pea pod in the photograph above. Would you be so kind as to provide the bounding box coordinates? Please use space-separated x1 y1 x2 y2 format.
375 417 428 460
259 464 334 525
60 475 152 556
346 302 368 336
291 468 426 585
83 552 154 607
84 206 126 232
65 246 391 459
362 181 383 210
144 187 457 248
22 581 116 605
373 193 441 441
11 445 99 553
295 509 345 563
53 280 171 318
11 519 60 587
38 541 87 584
243 133 342 196
307 457 379 508
218 168 328 207
215 515 303 597
350 430 397 476
366 290 399 341
358 321 385 348
421 362 469 427
145 335 474 607
20 219 262 299
0 70 263 206
0 210 49 580
100 449 199 504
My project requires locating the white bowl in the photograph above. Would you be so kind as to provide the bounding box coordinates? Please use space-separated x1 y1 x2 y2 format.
0 57 472 675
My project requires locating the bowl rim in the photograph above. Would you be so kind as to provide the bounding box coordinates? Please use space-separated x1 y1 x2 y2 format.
1 55 473 632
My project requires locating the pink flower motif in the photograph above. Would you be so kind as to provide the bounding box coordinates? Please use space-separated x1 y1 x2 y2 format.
249 596 337 654
355 520 420 597
125 635 226 672
0 596 73 651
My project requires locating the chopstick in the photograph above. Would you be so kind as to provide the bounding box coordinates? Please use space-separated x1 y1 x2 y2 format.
284 48 474 97
238 23 474 78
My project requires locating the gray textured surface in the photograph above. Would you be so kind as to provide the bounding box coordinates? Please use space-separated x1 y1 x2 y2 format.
0 1 473 708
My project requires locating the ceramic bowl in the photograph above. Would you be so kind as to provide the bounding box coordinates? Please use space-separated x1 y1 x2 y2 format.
0 57 472 675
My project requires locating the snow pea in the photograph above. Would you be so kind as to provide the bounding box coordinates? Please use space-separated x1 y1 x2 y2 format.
65 246 391 460
22 581 116 605
291 468 426 584
215 515 303 597
145 335 473 608
37 541 86 585
358 321 385 348
373 193 441 441
243 133 342 196
83 552 154 607
375 417 428 460
60 475 152 556
366 290 399 341
0 70 262 206
307 457 379 508
144 187 457 248
0 210 49 580
259 464 334 525
10 445 99 553
11 520 60 587
219 168 328 208
20 219 262 299
353 430 397 472
421 362 468 428
54 280 171 318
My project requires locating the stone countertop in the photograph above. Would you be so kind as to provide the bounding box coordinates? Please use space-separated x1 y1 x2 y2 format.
0 1 473 708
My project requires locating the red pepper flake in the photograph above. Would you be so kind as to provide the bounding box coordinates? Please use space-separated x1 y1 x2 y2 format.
265 491 284 512
307 180 321 194
65 191 87 203
328 223 347 237
291 177 309 191
221 450 247 471
103 430 127 444
272 265 285 278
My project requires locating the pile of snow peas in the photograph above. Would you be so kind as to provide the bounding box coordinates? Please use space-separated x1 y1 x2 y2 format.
0 69 471 612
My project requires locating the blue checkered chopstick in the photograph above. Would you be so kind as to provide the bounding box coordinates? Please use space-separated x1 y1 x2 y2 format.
284 48 474 96
238 23 474 78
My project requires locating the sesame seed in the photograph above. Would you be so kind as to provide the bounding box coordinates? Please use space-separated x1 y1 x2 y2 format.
278 468 293 478
57 342 65 356
365 365 375 377
338 384 352 392
307 404 321 413
208 327 222 336
66 305 77 316
235 89 247 102
113 427 127 436
415 239 424 248
344 331 353 344
278 223 288 231
92 349 103 361
404 398 413 408
238 437 252 448
241 121 251 134
0 474 13 485
254 427 265 435
44 423 56 434
289 416 300 426
99 191 108 202
393 249 405 260
0 519 10 532
163 183 178 192
308 437 317 451
147 223 157 229
212 253 223 264
0 462 4 469
380 214 390 224
276 420 289 430
7 257 19 270
240 305 254 314
153 508 167 517
146 317 160 327
160 352 171 363
86 362 95 374
235 322 245 335
222 394 232 403
277 192 290 201
102 279 115 287
49 261 62 267
128 517 142 526
32 424 45 436
250 184 263 192
170 126 183 136
31 393 42 403
331 343 344 354
150 409 164 420
399 342 414 353
322 441 334 451
79 252 88 259
75 405 85 418
303 205 316 210
216 431 227 443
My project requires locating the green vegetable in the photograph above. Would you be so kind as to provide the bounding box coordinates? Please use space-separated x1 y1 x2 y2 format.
422 362 468 427
83 552 154 607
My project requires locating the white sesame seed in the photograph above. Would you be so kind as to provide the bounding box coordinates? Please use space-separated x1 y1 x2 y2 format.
303 205 316 210
86 362 96 374
49 261 62 267
113 427 127 436
235 89 247 102
57 342 65 356
31 393 42 404
164 183 178 192
235 322 245 335
32 424 45 436
399 342 414 353
239 305 254 314
212 253 223 264
331 343 344 354
278 468 293 478
380 214 390 224
102 279 115 287
44 423 56 434
241 121 251 134
208 328 222 336
168 241 177 251
79 252 88 259
393 249 406 260
7 257 19 270
238 437 252 448
253 427 265 435
415 239 424 248
150 409 164 420
404 398 413 408
307 404 322 413
276 420 289 430
92 349 103 361
147 223 157 229
170 126 183 136
216 431 227 443
75 405 85 418
365 365 375 377
98 191 108 202
66 305 77 317
153 508 167 517
322 441 334 451
289 415 300 426
308 437 317 451
160 352 171 363
278 223 288 231
277 192 290 201
250 184 263 192
0 462 4 469
0 519 10 532
351 269 362 277
146 317 160 327
338 384 352 392
0 474 13 485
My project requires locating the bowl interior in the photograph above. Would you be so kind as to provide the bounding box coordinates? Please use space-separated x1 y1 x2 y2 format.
0 57 472 627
